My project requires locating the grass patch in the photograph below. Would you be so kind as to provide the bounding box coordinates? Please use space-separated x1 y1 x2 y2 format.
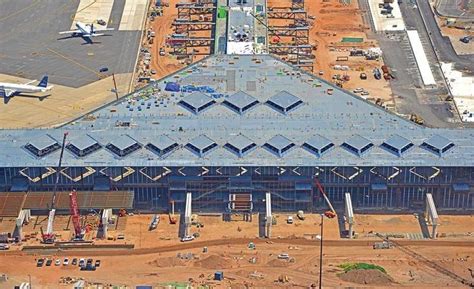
338 262 387 274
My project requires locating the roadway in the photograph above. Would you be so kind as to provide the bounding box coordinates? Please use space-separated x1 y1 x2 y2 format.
415 0 474 74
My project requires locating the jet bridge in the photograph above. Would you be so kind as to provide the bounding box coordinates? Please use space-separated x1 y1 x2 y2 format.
184 192 192 237
344 193 354 239
424 193 439 239
265 192 272 238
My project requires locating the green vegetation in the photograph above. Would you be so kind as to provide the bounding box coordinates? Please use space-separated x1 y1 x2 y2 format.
338 262 387 274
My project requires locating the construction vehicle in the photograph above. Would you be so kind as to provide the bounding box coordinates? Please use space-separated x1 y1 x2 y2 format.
41 132 68 244
169 201 177 224
118 208 127 217
410 114 424 125
297 210 305 220
69 190 85 241
314 178 337 217
460 36 471 44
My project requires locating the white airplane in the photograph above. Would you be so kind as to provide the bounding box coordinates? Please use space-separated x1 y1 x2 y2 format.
59 22 114 43
0 76 53 101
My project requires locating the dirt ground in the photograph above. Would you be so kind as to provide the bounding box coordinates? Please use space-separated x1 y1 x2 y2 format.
146 0 211 80
268 0 394 108
0 238 473 288
0 213 473 287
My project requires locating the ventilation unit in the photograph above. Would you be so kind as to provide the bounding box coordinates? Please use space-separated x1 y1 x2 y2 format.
185 135 218 157
24 135 60 157
263 135 295 157
342 135 374 157
421 135 455 157
302 135 334 157
381 135 414 157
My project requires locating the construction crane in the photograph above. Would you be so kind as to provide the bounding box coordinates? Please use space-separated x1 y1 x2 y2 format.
314 178 336 218
69 190 84 241
41 132 68 244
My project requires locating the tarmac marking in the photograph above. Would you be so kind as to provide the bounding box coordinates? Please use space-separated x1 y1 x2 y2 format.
0 0 40 22
46 48 105 79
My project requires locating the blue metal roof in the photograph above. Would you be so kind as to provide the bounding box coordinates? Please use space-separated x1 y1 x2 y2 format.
0 55 473 167
223 91 259 114
423 134 453 151
384 135 412 151
27 135 57 151
266 91 303 114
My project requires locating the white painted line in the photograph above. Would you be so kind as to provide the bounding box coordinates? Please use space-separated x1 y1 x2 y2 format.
406 30 436 86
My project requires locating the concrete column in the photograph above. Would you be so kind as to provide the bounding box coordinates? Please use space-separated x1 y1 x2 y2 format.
425 193 439 239
184 192 192 237
101 209 112 239
265 192 272 238
344 193 354 239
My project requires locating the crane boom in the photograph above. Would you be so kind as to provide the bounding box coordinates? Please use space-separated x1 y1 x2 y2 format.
42 132 68 244
314 178 336 215
69 190 82 238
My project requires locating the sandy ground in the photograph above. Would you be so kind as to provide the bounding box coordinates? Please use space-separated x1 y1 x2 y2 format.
146 0 211 80
0 73 131 128
268 0 394 108
0 213 473 287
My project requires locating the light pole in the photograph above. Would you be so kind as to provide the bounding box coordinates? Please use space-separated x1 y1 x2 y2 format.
28 274 32 289
319 213 324 289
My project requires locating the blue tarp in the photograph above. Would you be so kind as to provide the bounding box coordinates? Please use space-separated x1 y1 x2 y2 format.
165 82 180 92
371 183 387 191
452 183 470 192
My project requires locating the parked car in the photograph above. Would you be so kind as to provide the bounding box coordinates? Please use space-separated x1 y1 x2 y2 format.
180 235 195 242
95 260 101 267
79 258 85 267
63 258 69 266
46 259 52 266
277 253 290 260
36 258 45 267
72 258 78 266
287 216 293 224
80 264 96 271
55 259 61 266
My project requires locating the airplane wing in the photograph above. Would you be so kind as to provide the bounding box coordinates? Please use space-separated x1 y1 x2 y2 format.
0 87 16 98
93 28 114 32
59 29 81 35
24 79 36 85
90 33 105 37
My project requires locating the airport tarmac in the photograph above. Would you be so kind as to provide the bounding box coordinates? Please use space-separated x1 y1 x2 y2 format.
0 73 131 128
0 0 143 88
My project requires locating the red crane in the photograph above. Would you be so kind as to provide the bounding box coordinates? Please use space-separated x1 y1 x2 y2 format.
69 190 83 240
313 178 336 218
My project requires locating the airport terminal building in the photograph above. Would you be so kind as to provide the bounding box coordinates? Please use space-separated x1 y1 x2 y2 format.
0 55 473 214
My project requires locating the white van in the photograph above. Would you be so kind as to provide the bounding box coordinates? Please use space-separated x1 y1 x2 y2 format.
287 216 293 224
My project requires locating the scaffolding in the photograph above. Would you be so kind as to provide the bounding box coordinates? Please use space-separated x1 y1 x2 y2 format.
267 0 314 72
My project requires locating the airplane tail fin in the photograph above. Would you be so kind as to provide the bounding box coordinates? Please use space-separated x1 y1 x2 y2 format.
38 76 48 88
91 23 94 34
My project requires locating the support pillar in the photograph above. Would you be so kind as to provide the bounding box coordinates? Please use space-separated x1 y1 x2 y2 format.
344 193 354 239
13 209 31 240
101 209 112 239
184 192 192 237
425 193 439 239
265 192 272 238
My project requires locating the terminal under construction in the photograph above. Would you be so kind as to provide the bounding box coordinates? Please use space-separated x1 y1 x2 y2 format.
0 54 473 215
0 0 473 218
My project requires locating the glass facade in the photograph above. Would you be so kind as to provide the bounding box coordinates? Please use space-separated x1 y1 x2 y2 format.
0 166 472 213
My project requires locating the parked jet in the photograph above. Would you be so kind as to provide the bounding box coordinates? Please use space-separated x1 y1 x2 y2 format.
0 76 53 103
59 22 114 43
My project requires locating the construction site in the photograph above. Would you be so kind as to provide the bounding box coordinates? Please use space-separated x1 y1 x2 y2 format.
0 0 474 288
